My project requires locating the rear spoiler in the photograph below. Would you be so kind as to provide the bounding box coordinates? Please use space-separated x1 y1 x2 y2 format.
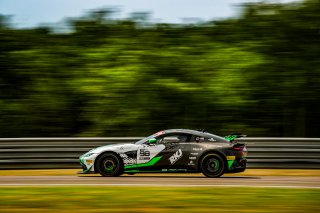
224 133 246 142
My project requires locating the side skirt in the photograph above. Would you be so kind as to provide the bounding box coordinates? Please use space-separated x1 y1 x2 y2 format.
77 171 96 174
124 169 198 173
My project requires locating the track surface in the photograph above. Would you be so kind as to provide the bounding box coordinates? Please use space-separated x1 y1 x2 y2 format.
0 175 319 188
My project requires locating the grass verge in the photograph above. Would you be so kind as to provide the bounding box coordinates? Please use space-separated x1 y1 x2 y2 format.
0 169 319 176
0 186 319 212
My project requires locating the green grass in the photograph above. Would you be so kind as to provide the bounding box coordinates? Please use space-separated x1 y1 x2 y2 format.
0 187 319 212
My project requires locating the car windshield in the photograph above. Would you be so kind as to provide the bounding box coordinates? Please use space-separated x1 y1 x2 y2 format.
135 134 155 145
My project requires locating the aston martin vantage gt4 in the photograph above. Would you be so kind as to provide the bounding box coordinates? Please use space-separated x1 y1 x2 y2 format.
79 129 247 178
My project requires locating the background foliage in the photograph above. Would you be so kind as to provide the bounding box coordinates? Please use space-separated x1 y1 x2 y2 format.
0 0 319 137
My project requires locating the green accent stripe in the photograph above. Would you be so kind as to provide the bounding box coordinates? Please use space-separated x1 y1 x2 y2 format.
80 157 84 164
228 160 234 169
124 156 162 169
85 165 93 172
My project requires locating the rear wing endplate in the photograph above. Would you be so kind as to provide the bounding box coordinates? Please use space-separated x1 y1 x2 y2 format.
224 133 246 142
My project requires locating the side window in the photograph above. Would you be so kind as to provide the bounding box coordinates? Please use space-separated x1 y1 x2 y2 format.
157 134 191 144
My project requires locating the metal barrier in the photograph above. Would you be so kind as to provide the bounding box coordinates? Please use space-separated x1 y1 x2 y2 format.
0 137 319 169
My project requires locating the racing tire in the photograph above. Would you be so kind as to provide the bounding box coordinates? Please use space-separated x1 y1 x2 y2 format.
96 153 124 177
200 153 225 178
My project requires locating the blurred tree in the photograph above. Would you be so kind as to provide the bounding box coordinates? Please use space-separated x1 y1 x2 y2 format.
0 0 319 137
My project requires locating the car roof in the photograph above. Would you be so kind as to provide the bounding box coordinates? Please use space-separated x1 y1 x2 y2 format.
136 129 228 144
164 129 202 134
163 129 218 137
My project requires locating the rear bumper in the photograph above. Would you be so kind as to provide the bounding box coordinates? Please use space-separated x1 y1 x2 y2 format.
226 158 247 173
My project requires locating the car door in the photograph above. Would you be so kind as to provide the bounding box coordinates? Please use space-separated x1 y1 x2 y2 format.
136 143 165 165
154 133 192 170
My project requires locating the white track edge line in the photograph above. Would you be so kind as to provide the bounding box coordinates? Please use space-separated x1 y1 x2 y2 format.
0 184 319 189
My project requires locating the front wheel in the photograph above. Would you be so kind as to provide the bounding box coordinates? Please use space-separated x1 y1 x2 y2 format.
96 153 123 177
200 154 225 178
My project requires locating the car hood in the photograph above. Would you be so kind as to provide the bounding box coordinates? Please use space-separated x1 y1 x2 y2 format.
91 143 138 154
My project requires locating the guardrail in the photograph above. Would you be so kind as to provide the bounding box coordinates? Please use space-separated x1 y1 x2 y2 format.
0 137 319 169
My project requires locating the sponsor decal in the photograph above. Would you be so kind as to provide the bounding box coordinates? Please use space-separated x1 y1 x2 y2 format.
164 169 187 172
139 157 150 160
190 152 199 156
227 156 236 160
193 148 203 151
153 131 165 137
85 159 93 164
125 156 162 169
175 169 187 172
189 156 196 160
169 149 183 165
188 161 194 166
208 138 216 141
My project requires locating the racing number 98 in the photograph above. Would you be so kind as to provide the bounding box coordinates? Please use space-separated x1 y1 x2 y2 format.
140 149 150 156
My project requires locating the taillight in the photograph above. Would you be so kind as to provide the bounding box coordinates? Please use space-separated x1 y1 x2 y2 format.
232 144 246 151
233 146 243 151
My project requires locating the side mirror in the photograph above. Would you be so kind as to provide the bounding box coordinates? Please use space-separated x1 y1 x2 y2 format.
148 138 157 144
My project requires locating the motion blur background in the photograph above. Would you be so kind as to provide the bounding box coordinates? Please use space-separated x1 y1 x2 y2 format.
0 0 319 138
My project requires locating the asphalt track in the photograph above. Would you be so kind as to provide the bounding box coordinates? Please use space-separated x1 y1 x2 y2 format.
0 175 319 188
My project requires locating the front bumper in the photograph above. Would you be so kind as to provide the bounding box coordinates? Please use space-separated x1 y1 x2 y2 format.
79 153 98 173
79 160 92 173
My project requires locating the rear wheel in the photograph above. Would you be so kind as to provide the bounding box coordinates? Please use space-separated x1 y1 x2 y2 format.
200 153 225 178
96 153 123 177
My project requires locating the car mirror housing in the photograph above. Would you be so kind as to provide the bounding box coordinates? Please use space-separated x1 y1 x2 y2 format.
148 138 157 143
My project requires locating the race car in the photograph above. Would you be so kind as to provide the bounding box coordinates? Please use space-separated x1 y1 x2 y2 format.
79 129 247 177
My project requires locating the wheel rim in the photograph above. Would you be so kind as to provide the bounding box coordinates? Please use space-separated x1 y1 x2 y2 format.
103 159 116 173
206 158 221 173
